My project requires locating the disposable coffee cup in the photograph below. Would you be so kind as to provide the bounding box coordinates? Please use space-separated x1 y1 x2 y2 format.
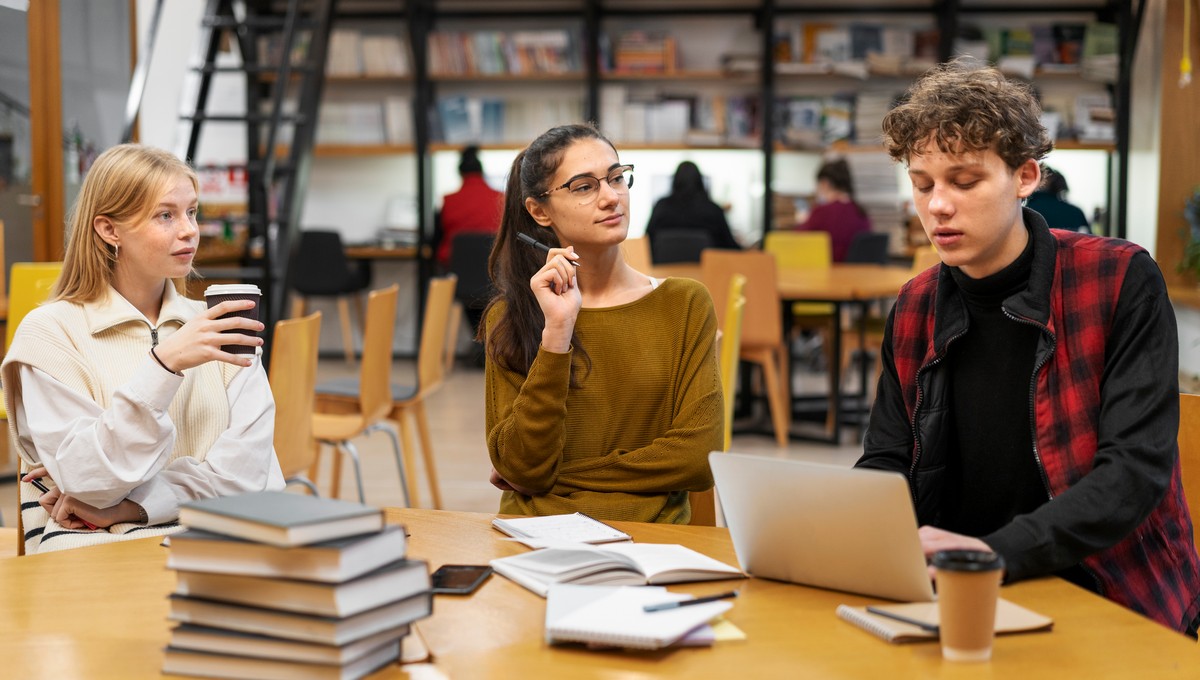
204 284 261 355
932 550 1005 662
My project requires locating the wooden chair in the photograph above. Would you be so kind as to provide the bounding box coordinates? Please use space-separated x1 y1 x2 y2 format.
386 275 457 509
702 250 789 446
620 236 653 272
690 274 746 527
268 312 322 495
1178 393 1200 537
2 262 64 553
310 284 406 503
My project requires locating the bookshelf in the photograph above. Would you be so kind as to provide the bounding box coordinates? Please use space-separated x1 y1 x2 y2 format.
295 0 1133 288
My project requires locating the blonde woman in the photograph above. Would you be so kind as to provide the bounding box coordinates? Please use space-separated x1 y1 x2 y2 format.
1 144 284 553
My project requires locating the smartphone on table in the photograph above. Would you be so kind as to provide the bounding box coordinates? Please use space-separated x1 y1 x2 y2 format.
431 564 493 595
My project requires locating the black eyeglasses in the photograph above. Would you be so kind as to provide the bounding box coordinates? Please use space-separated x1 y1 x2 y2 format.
540 164 635 205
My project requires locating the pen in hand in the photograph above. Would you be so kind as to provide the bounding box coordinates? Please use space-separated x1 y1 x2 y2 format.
644 589 740 612
865 606 940 634
27 476 99 530
516 232 580 267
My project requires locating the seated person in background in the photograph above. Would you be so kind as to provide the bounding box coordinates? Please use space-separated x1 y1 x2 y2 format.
645 160 741 262
858 60 1200 635
1 143 284 553
481 124 723 524
794 158 872 261
434 144 504 269
1024 166 1090 233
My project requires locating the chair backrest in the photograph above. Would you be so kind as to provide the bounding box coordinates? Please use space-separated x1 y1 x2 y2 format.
845 232 890 264
763 231 832 270
291 230 364 296
357 284 400 422
6 262 64 350
720 275 747 452
690 275 745 528
620 236 653 272
416 275 458 396
911 245 942 273
701 249 780 350
651 231 713 264
268 312 322 479
1179 393 1200 536
447 233 494 309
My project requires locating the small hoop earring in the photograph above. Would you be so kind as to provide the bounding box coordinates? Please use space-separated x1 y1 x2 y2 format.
114 244 119 260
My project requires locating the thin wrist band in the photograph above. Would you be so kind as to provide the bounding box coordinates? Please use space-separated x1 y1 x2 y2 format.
150 346 181 376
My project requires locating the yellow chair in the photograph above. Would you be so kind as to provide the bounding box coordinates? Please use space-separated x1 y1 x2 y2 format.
620 236 653 273
690 274 746 527
763 230 834 315
310 284 405 503
268 312 322 495
702 250 789 447
1178 393 1200 539
386 275 457 509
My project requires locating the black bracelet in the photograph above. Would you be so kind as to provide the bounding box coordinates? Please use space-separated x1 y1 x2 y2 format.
150 346 181 376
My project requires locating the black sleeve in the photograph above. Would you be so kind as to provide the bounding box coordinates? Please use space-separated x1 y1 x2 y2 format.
706 202 741 250
983 252 1180 582
856 307 917 475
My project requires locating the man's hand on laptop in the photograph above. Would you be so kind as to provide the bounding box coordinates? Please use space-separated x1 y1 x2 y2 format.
918 526 996 581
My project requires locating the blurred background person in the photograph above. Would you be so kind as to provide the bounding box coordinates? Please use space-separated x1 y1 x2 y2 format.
1025 166 1090 233
434 144 504 269
794 158 871 261
645 161 740 263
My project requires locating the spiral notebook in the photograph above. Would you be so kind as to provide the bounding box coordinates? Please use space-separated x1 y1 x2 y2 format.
545 585 733 650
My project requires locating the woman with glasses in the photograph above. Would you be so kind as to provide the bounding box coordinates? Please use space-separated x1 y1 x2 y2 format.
479 123 723 524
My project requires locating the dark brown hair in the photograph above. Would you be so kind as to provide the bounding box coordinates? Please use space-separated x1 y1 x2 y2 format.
881 58 1053 169
478 123 616 379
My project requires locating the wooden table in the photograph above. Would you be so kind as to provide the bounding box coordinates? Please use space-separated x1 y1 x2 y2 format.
2 509 1195 679
652 262 915 443
344 244 424 260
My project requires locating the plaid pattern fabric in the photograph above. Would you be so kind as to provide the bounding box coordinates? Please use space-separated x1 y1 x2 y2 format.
891 229 1200 632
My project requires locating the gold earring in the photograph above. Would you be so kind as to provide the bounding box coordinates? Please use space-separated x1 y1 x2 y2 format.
114 244 119 260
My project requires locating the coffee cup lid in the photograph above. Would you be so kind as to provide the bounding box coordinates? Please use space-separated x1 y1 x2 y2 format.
931 550 1005 572
205 284 261 296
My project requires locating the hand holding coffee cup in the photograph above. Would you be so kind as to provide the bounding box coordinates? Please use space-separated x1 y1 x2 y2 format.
204 284 263 354
932 550 1005 662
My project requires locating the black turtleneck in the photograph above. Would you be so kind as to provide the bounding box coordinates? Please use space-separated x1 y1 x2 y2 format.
941 231 1047 539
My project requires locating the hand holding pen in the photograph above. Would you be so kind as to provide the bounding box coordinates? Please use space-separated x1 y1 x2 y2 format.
517 231 581 352
26 470 99 530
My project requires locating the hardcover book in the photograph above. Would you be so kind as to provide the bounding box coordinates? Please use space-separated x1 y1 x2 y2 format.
178 491 384 548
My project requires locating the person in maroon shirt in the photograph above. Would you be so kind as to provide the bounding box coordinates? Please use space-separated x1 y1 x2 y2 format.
435 145 504 268
794 158 872 261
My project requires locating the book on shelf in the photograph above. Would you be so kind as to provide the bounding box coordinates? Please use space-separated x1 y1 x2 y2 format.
492 512 632 546
178 491 384 548
490 542 743 598
836 598 1053 643
545 584 734 651
174 558 431 618
162 639 400 680
165 525 408 583
168 623 408 666
326 28 364 77
168 591 433 647
360 33 410 77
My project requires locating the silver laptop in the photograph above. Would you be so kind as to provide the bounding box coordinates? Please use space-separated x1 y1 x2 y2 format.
710 452 935 602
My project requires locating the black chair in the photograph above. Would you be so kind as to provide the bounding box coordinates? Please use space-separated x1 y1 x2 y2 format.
447 232 496 367
845 231 890 264
651 231 714 264
290 230 373 364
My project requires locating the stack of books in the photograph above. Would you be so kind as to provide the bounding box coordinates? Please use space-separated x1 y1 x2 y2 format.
161 491 432 680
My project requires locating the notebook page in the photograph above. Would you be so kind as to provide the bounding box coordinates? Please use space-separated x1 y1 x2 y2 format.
547 585 733 650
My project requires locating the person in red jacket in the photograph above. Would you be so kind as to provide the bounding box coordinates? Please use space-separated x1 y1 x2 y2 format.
857 59 1200 636
435 145 504 268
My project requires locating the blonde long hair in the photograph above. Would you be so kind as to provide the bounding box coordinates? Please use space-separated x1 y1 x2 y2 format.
54 143 198 302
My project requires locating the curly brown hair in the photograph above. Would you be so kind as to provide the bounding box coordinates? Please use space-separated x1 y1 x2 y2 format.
881 58 1053 170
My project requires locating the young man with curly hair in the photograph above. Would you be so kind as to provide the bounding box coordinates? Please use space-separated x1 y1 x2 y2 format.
857 60 1200 636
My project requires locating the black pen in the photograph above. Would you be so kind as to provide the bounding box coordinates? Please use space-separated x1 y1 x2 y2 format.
516 232 580 267
30 478 49 493
865 606 940 634
644 590 740 612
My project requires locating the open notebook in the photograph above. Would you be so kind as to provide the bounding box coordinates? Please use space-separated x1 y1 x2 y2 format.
545 584 733 650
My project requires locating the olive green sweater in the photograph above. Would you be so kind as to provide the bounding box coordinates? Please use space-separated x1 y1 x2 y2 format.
485 277 723 524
